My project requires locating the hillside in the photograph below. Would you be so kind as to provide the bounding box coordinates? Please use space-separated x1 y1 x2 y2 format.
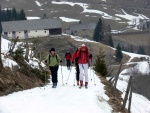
0 1 150 112
26 34 131 66
1 0 150 55
1 0 150 29
0 33 150 113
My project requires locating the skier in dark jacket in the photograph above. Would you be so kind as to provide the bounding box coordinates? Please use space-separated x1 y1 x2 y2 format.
45 48 62 88
65 51 71 70
71 47 80 85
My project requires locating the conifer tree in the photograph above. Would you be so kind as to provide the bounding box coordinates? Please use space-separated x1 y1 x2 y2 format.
19 9 26 20
94 48 108 77
79 20 81 24
1 10 7 21
137 45 145 55
108 34 114 47
20 9 26 20
130 45 134 53
6 8 11 21
107 24 111 33
115 43 123 62
93 18 104 42
12 8 17 20
42 13 47 19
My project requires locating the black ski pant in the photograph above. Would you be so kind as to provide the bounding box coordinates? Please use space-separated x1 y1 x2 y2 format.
49 65 59 84
75 63 79 81
66 60 71 69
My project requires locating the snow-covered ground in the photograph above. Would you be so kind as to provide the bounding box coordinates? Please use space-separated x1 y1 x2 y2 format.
26 16 40 20
59 17 80 22
3 0 149 31
0 66 112 113
1 36 150 113
116 61 150 113
115 51 150 113
0 37 112 113
51 1 149 27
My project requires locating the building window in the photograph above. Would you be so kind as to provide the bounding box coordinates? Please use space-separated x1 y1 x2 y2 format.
12 31 15 34
4 32 8 35
24 30 28 33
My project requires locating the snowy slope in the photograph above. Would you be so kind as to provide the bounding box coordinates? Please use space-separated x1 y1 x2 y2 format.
115 52 150 113
1 37 112 113
1 37 150 113
0 67 112 113
2 0 149 31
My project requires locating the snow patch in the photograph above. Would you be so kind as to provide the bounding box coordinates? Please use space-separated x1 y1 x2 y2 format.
59 17 80 22
35 1 42 7
26 16 40 20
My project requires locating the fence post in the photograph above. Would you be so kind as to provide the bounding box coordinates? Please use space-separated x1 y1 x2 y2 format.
128 79 133 113
112 63 122 96
122 76 133 110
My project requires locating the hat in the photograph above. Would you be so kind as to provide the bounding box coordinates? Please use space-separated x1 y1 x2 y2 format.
81 44 85 47
49 48 55 52
81 44 88 51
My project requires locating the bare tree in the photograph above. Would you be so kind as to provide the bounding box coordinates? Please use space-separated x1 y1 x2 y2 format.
9 37 19 56
25 31 29 62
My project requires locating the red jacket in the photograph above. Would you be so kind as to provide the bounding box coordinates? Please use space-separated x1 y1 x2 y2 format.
76 46 90 64
65 53 71 60
71 50 79 63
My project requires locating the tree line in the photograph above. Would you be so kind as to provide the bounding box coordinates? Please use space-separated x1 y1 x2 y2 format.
0 6 26 21
93 18 146 62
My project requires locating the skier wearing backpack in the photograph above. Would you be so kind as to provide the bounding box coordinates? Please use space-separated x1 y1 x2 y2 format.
45 47 62 88
76 44 92 88
71 47 80 85
65 51 72 70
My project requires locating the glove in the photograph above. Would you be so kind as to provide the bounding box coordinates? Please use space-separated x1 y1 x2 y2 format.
89 54 92 59
88 62 90 68
45 60 47 63
75 57 78 62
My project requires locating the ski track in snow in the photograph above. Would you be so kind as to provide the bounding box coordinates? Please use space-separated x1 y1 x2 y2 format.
0 67 112 113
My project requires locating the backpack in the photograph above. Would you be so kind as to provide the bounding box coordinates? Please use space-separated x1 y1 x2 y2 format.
65 53 71 60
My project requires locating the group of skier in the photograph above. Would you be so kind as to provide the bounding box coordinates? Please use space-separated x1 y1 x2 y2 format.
45 44 92 89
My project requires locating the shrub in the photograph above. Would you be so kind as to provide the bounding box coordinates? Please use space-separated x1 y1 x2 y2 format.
94 48 108 77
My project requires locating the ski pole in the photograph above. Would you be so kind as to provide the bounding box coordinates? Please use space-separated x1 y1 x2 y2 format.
90 66 92 81
44 71 46 89
90 58 92 81
73 71 76 86
66 65 72 84
61 64 64 85
92 67 96 86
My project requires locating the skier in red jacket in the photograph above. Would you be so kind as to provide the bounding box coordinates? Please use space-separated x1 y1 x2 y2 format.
76 44 92 88
65 51 72 70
